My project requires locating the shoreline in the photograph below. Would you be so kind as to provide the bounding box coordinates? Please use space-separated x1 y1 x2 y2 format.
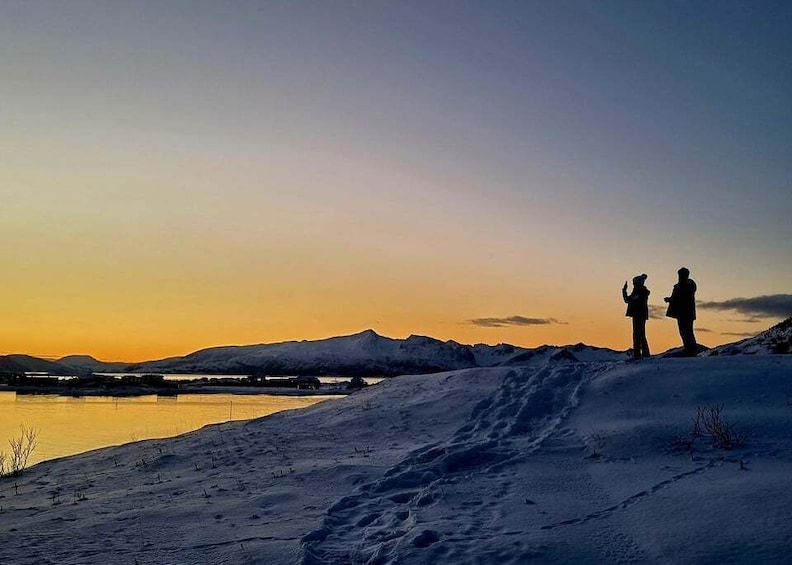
0 384 354 397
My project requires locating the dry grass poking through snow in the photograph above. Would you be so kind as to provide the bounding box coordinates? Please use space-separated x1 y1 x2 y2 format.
0 425 38 478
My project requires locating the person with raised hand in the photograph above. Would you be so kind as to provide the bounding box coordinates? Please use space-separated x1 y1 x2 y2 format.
623 273 651 359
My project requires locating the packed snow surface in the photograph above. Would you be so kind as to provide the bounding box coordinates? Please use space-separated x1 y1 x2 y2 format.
1 356 791 564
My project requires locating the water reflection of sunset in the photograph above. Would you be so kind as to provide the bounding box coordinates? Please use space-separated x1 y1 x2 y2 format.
0 393 336 466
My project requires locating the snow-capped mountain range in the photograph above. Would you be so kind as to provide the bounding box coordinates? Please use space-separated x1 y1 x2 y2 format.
4 319 789 377
104 330 629 376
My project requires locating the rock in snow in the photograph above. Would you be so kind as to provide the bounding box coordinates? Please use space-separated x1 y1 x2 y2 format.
1 352 791 564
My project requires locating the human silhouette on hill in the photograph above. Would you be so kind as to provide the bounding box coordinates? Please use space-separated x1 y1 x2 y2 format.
623 273 650 359
665 267 698 356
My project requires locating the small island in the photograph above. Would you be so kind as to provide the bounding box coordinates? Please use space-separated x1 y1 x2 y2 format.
0 372 371 397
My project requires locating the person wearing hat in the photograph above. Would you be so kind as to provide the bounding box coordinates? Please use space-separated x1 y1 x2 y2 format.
664 267 698 356
622 273 651 359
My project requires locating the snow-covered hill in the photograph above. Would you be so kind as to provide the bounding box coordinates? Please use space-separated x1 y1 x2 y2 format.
707 317 792 356
0 354 74 375
44 320 792 379
126 330 627 376
498 342 630 366
7 331 626 378
58 355 129 374
128 330 476 376
2 353 791 563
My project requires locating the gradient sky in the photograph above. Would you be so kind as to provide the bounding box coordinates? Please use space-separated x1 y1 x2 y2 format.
2 1 790 361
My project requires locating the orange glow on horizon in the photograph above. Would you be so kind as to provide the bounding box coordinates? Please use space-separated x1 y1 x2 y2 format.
1 297 755 363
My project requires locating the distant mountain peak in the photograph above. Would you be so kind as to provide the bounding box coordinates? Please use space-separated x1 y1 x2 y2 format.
59 354 101 363
708 317 792 356
352 329 382 339
405 334 440 342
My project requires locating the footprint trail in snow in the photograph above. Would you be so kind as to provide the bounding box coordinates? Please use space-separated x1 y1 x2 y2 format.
300 363 596 564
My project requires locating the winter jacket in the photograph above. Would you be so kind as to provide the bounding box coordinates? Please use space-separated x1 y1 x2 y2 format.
623 286 650 320
666 279 697 320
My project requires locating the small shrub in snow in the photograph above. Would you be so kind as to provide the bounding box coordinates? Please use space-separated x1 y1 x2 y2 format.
0 425 39 478
666 405 748 455
583 430 604 459
693 404 747 450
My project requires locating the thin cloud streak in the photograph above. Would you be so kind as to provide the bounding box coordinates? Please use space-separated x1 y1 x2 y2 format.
468 316 566 328
721 331 758 338
698 294 792 319
648 305 666 320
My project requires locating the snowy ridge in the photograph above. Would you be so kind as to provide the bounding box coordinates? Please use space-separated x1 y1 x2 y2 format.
498 342 628 366
707 317 792 356
2 355 791 563
21 321 792 378
127 330 627 376
0 354 75 375
300 363 602 563
133 330 477 376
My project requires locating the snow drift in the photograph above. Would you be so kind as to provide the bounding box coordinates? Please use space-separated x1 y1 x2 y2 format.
1 349 791 563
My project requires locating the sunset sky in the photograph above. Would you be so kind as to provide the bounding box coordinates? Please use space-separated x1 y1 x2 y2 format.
2 1 790 361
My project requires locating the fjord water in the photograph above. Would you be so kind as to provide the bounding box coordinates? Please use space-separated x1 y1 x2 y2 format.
0 392 337 467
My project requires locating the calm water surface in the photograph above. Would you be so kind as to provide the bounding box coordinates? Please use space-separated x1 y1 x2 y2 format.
0 392 337 467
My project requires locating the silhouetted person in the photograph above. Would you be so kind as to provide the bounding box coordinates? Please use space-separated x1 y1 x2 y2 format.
623 273 650 359
665 267 698 356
